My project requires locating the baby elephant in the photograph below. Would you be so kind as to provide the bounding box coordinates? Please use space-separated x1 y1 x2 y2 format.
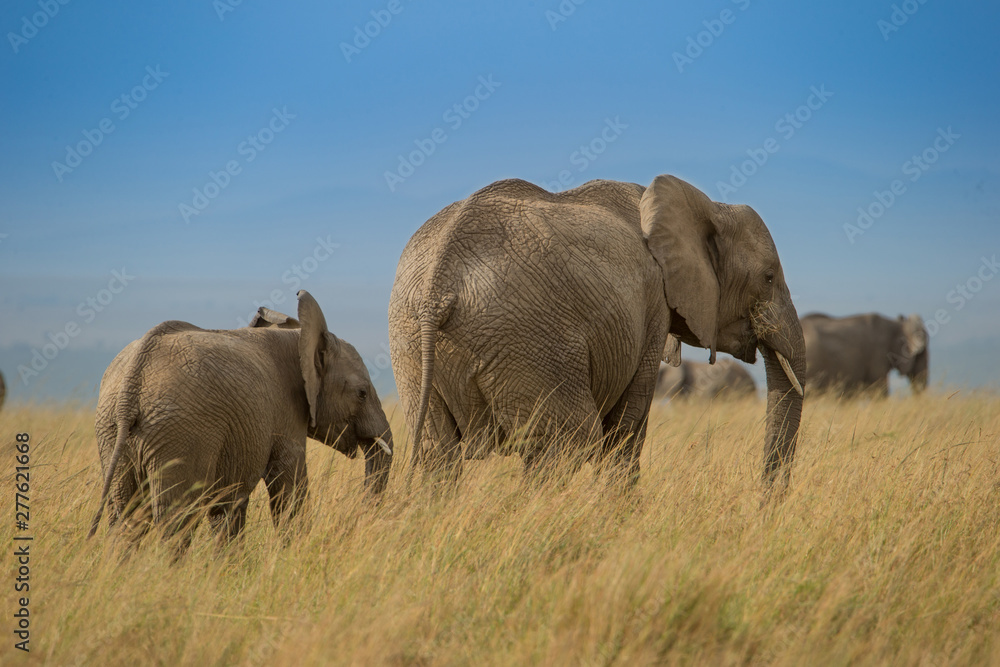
655 358 757 400
88 290 393 546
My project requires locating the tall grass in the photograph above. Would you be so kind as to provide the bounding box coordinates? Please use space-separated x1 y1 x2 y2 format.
1 392 998 665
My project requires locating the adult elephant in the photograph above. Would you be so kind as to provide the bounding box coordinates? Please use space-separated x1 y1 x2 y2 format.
389 176 805 489
89 290 393 545
0 370 5 411
801 312 928 396
655 359 757 400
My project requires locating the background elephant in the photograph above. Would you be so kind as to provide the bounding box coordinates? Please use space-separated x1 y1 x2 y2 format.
655 359 757 400
801 312 929 396
389 175 805 489
0 370 5 411
89 290 393 545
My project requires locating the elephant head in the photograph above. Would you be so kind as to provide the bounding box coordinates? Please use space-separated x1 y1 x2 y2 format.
265 292 393 493
640 175 805 487
892 314 929 393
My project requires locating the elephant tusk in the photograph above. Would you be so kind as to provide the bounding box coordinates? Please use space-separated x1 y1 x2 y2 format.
375 436 393 456
776 351 804 397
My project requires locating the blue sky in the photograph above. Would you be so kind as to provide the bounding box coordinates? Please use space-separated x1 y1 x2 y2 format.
1 0 998 399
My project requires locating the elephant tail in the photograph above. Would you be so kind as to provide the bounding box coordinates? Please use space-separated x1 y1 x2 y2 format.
407 296 454 483
88 320 195 538
88 412 132 538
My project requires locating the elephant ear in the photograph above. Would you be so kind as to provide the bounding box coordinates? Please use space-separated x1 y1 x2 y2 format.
297 290 331 429
640 175 720 363
249 306 300 329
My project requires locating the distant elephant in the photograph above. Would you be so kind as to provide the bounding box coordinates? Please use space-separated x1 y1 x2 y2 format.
389 176 805 489
88 290 393 545
801 312 928 396
655 359 757 400
0 370 5 411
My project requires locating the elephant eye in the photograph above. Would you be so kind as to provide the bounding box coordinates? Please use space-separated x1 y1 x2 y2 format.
357 388 368 401
765 271 774 284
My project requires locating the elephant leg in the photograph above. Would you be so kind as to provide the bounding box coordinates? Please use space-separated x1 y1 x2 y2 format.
107 466 156 555
147 457 215 556
597 354 659 493
228 497 248 539
484 352 603 484
519 405 603 486
208 492 250 544
107 459 139 529
118 474 155 542
265 441 308 529
417 388 463 485
462 405 503 460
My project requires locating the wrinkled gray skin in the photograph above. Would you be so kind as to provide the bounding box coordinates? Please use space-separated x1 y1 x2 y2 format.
89 291 393 546
802 312 929 396
656 359 757 400
389 175 805 490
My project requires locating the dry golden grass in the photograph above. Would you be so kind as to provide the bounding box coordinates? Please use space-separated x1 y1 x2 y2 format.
1 391 999 666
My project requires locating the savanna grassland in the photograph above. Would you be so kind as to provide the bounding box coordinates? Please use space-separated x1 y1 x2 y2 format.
2 392 999 666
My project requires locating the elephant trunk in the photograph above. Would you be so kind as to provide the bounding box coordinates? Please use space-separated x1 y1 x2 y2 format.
363 431 393 494
758 294 806 491
910 349 929 393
